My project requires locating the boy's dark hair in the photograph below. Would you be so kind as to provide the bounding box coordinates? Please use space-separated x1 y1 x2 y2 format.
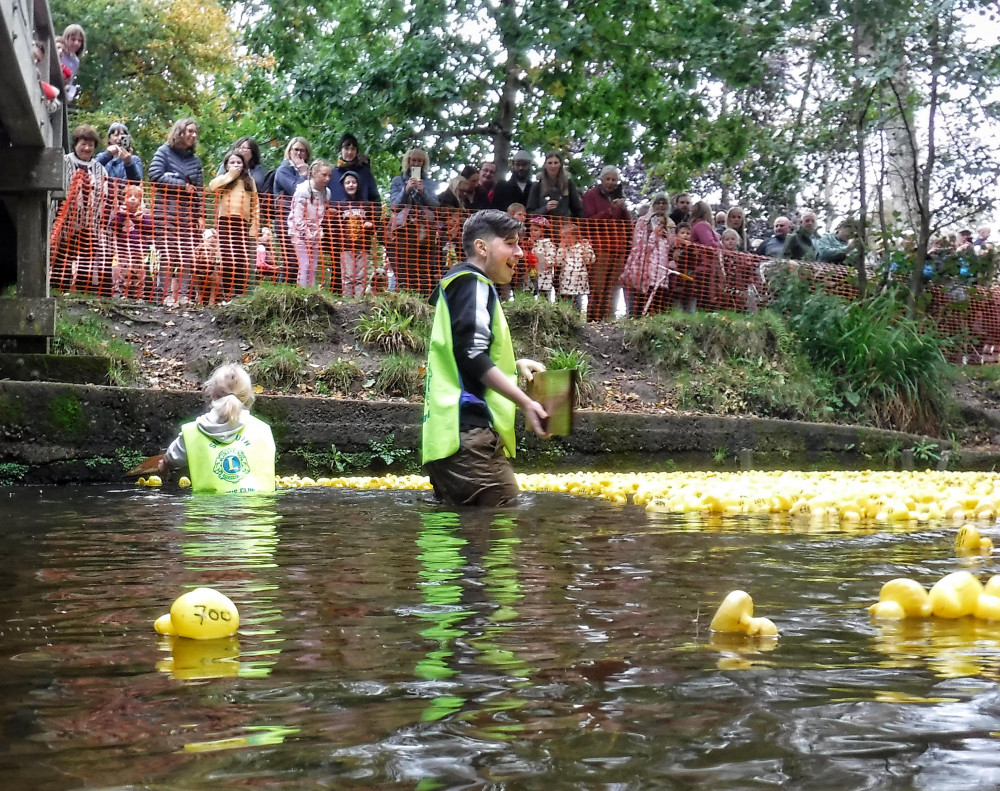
462 209 524 259
676 222 691 231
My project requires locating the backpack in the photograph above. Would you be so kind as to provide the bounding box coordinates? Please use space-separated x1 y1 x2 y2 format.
261 167 278 195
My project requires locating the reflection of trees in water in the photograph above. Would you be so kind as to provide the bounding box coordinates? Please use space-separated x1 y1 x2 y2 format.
20 492 287 786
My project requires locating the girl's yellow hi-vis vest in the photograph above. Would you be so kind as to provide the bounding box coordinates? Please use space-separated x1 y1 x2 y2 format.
421 268 517 465
181 413 276 493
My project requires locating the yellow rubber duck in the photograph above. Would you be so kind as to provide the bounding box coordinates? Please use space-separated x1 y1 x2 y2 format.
154 587 239 640
709 590 779 636
955 525 993 556
928 571 984 619
868 578 932 619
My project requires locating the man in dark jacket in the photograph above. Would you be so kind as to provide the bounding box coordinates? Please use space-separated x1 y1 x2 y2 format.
756 216 792 258
783 211 818 261
492 150 533 211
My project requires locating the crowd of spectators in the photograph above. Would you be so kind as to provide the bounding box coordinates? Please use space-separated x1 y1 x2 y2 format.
41 25 996 317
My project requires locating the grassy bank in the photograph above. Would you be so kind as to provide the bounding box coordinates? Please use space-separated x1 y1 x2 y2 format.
48 282 958 438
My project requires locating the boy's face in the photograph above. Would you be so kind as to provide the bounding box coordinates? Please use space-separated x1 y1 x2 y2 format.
722 235 738 251
344 175 358 196
124 190 142 212
478 233 522 285
510 209 527 223
676 227 691 242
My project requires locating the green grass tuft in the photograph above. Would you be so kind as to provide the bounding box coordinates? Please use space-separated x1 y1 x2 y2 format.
319 358 364 394
52 313 139 386
220 284 339 343
250 345 308 389
374 353 424 398
505 294 584 356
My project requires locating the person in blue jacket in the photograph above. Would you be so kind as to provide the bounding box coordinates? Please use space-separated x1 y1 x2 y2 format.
96 122 143 182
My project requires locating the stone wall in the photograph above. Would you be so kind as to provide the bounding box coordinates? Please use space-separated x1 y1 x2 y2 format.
0 380 992 486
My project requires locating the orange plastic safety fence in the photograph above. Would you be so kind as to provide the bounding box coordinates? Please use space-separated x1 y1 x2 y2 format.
47 172 1000 362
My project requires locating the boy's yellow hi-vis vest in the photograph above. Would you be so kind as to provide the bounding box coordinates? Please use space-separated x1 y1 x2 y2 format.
422 269 516 464
182 414 276 493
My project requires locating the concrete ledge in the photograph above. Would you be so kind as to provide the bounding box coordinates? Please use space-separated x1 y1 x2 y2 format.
0 380 989 485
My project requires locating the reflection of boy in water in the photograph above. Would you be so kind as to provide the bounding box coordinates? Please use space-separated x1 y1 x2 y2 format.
422 210 549 506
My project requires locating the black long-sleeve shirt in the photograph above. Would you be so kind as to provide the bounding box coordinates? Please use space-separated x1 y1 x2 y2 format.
431 262 500 430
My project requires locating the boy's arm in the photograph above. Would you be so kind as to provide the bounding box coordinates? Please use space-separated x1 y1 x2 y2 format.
481 366 549 437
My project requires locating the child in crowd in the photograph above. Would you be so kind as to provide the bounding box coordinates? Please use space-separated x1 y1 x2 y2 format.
110 184 153 299
255 226 279 283
191 228 222 305
160 363 275 494
671 223 698 312
288 159 332 287
331 170 376 298
557 222 593 312
59 24 86 103
719 228 761 312
532 217 558 300
33 40 62 113
439 211 465 281
507 203 527 223
516 213 540 293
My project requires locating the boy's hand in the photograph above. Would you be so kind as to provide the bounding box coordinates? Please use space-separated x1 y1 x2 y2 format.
516 358 545 382
523 398 550 438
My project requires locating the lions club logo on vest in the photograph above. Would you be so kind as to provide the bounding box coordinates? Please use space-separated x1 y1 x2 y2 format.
213 449 251 483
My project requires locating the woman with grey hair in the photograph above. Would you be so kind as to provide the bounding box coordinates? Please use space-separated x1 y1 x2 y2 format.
582 164 631 320
96 122 143 182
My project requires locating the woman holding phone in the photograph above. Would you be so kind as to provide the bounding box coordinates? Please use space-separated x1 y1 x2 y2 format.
388 147 440 294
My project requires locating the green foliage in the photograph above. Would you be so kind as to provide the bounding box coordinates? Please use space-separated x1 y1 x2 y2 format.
505 294 583 357
45 392 85 436
767 266 952 434
250 345 307 390
545 347 598 407
625 309 832 421
220 285 339 343
373 353 424 398
114 448 148 473
319 359 364 395
357 306 427 354
625 309 795 370
289 434 417 475
0 463 29 486
51 0 236 164
912 440 941 466
52 312 139 386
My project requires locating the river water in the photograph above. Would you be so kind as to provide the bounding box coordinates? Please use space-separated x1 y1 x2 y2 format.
2 484 1000 790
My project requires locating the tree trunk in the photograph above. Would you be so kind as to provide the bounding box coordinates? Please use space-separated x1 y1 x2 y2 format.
490 0 521 178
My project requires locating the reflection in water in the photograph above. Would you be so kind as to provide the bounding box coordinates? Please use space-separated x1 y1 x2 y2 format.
172 492 284 678
7 487 1000 789
156 635 241 680
413 512 532 727
872 616 1000 681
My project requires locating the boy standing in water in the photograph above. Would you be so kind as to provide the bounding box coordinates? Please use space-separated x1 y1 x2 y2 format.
422 210 549 506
